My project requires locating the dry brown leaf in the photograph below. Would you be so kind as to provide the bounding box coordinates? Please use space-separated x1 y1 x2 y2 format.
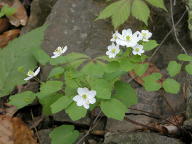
0 0 28 27
0 115 37 144
129 62 164 85
0 18 10 33
0 29 20 48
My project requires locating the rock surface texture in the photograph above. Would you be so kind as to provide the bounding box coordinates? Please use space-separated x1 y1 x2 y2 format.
104 132 184 144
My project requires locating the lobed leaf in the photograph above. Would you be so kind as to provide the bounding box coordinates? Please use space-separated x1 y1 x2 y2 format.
113 81 137 108
131 0 150 25
50 125 79 144
166 61 181 77
100 98 127 120
8 91 36 109
162 78 180 94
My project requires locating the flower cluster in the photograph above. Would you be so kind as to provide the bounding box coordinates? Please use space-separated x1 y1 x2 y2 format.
106 29 152 58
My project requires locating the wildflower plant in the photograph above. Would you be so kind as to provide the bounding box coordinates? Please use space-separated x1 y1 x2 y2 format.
6 26 192 144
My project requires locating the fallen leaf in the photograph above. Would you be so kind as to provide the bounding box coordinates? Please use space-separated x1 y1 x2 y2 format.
129 62 164 85
0 29 20 48
0 18 10 33
0 0 28 27
0 115 37 144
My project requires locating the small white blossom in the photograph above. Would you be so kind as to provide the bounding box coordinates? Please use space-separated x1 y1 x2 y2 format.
141 30 152 42
116 29 141 47
132 44 144 56
51 46 68 58
110 31 121 42
73 87 96 109
24 67 40 81
106 43 120 58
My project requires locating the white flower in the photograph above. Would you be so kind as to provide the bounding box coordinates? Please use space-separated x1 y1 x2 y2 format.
132 44 144 56
51 46 68 58
24 67 40 81
116 29 141 47
106 43 120 58
110 31 121 42
73 87 96 109
141 30 152 42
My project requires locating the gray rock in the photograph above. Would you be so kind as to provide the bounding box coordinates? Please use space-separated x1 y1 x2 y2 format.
53 111 91 125
22 0 57 33
185 74 192 119
104 132 184 144
38 129 51 144
43 0 113 56
106 88 162 132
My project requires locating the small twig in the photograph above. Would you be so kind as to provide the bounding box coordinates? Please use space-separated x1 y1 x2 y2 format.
170 0 188 55
128 107 179 127
160 90 180 126
76 110 102 144
30 110 41 144
149 9 187 60
124 117 161 132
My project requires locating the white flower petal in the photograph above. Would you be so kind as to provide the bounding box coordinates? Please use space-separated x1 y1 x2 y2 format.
34 67 40 76
89 97 96 104
62 46 68 53
83 103 90 109
24 76 33 81
77 87 89 95
88 90 96 98
51 54 60 58
73 95 81 102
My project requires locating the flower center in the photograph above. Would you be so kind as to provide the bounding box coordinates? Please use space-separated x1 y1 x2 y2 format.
55 48 62 54
126 36 131 41
114 35 117 39
82 94 87 99
142 33 147 37
111 49 116 53
27 70 35 76
135 48 140 52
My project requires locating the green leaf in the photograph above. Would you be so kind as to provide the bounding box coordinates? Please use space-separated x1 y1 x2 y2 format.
105 61 120 73
51 96 73 113
131 0 150 25
48 67 65 79
177 54 192 61
142 73 162 91
64 71 80 96
167 61 181 77
50 125 79 144
103 71 126 82
0 5 16 17
8 91 36 109
143 40 158 51
90 79 112 99
119 58 134 72
66 103 87 121
145 0 167 11
97 0 131 28
38 81 63 98
81 61 105 77
100 98 127 120
39 93 62 115
0 25 47 97
112 0 131 28
185 63 192 75
162 78 180 94
133 63 148 76
113 81 137 108
32 48 50 65
50 52 89 65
